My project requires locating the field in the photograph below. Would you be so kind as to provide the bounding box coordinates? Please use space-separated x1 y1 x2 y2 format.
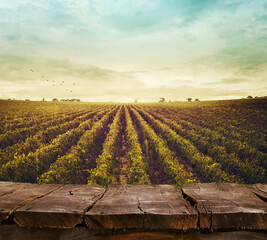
0 99 266 186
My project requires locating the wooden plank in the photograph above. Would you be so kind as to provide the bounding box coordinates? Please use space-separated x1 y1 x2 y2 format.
86 185 143 229
246 184 267 201
140 185 198 230
0 182 24 197
182 183 267 230
85 185 198 230
0 183 59 224
14 185 105 228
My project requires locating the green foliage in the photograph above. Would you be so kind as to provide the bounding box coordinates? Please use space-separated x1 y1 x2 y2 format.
0 99 266 185
134 107 236 183
125 106 151 184
88 106 123 186
38 107 117 184
141 105 266 183
130 107 195 186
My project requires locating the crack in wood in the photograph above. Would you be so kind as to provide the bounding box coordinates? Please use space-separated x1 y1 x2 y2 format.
251 192 267 203
12 185 62 226
11 185 62 223
0 189 15 198
197 184 201 194
209 211 213 231
251 185 267 202
0 183 26 198
13 212 23 227
181 188 200 229
86 187 108 213
255 184 267 194
1 183 266 230
159 187 169 214
183 183 267 231
86 215 104 229
136 197 145 228
137 198 144 213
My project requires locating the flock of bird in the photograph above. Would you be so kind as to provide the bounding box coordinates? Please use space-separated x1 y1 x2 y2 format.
30 69 75 93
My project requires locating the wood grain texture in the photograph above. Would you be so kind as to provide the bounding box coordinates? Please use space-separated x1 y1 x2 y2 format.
0 182 24 197
14 185 105 228
246 184 267 201
0 182 266 230
85 185 198 230
0 183 59 223
182 182 267 230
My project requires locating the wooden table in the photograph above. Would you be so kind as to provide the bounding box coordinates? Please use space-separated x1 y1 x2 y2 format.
0 182 266 230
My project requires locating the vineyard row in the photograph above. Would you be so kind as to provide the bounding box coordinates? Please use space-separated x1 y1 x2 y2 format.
0 101 266 185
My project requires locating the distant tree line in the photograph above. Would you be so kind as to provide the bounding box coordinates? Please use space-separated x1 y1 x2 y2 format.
158 97 200 102
52 98 80 102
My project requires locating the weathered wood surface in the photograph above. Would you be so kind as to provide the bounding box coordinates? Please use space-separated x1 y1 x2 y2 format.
0 182 59 224
246 184 267 201
0 182 266 230
85 185 198 230
0 182 22 197
14 185 105 228
182 183 267 230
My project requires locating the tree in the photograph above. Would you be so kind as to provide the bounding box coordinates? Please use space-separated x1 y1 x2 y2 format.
186 98 192 102
52 98 58 102
159 97 165 102
195 98 199 101
247 96 253 99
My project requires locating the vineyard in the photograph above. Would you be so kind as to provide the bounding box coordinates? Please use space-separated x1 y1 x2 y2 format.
0 99 266 186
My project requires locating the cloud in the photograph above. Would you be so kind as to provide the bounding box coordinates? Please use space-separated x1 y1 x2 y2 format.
0 0 223 44
205 45 267 77
172 0 220 25
98 84 248 102
99 0 222 35
0 54 136 83
171 79 196 85
0 54 146 101
0 1 266 101
197 1 267 77
0 54 251 102
220 78 248 84
204 78 249 85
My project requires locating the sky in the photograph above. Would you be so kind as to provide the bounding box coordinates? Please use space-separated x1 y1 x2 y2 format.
0 0 266 102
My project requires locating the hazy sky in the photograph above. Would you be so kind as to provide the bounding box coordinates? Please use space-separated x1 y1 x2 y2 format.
0 0 266 102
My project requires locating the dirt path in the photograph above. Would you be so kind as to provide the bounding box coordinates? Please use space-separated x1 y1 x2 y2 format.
144 139 170 184
129 107 170 184
114 108 130 185
114 133 129 185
